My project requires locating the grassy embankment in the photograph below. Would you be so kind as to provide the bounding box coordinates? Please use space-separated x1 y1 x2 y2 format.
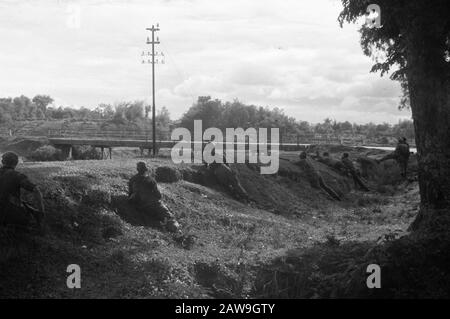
0 145 420 298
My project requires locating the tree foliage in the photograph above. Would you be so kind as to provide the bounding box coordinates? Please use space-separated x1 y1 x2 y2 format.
179 96 414 142
339 0 450 109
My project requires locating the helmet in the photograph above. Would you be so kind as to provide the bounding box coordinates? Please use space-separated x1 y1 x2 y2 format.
1 151 19 168
136 161 148 173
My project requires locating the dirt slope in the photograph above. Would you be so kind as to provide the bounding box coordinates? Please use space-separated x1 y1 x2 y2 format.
0 150 417 298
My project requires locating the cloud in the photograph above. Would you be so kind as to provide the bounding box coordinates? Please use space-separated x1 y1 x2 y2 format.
0 0 410 124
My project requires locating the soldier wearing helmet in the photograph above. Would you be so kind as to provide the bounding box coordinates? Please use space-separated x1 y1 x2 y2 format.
296 151 342 201
128 161 180 233
378 137 411 177
0 152 45 227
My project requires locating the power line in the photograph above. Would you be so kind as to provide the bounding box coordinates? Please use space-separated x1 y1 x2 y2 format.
159 42 197 102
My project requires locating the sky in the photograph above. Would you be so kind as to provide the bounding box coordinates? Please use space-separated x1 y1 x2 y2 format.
0 0 412 124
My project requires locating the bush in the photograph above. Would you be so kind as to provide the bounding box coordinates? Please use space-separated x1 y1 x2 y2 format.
155 166 182 183
29 145 64 162
72 145 102 160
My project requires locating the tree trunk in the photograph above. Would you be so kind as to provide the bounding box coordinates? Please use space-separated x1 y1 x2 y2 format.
406 30 450 230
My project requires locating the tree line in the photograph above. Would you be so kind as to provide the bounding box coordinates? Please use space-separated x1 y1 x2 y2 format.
0 94 414 143
179 96 415 143
0 95 170 129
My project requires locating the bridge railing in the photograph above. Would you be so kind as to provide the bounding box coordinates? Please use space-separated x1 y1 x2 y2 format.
48 129 171 141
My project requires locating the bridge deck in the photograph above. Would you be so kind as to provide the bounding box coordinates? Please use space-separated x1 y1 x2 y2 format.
48 137 313 150
48 137 174 148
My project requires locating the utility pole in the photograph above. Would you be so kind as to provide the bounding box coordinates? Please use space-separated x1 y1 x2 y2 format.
143 24 164 156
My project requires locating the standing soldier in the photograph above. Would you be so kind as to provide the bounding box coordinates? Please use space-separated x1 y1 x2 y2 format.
128 162 180 233
341 153 370 191
379 137 410 177
0 152 45 228
296 151 341 201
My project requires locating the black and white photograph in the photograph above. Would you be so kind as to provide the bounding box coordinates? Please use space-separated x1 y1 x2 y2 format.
0 0 449 304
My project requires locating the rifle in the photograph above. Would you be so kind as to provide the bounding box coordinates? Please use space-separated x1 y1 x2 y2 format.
22 201 44 225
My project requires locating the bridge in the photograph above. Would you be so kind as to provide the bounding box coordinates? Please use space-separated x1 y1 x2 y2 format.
46 129 345 159
47 129 173 158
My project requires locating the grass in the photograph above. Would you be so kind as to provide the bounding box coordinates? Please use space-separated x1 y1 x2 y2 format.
0 152 419 298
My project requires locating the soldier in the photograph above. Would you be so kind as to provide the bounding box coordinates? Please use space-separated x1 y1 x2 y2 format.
356 156 379 180
379 137 410 177
211 162 249 201
341 153 370 191
316 151 345 172
128 162 180 233
206 146 249 201
0 152 45 228
296 151 341 201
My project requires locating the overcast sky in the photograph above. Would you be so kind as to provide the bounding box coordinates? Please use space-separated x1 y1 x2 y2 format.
0 0 411 124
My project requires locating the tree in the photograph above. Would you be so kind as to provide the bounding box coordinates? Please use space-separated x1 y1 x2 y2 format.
94 103 114 119
156 106 171 128
13 95 32 120
125 101 145 122
339 0 450 229
180 96 223 132
0 111 13 127
32 95 54 116
393 119 415 141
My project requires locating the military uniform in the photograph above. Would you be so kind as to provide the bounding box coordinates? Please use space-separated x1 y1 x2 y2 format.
0 167 40 226
296 157 341 201
211 163 249 200
128 172 180 232
341 156 370 191
316 153 345 172
379 139 410 177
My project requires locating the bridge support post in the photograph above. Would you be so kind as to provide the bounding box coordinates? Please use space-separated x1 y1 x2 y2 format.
109 147 112 159
54 144 71 160
101 147 104 160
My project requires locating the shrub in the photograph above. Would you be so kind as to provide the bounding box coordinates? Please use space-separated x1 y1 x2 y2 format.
155 166 182 183
29 145 64 161
72 145 102 160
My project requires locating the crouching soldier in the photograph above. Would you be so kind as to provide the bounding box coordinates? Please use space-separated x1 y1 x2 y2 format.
296 152 341 201
316 151 345 172
210 161 249 201
0 152 45 228
341 153 370 191
128 162 180 233
206 147 249 202
205 146 250 201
